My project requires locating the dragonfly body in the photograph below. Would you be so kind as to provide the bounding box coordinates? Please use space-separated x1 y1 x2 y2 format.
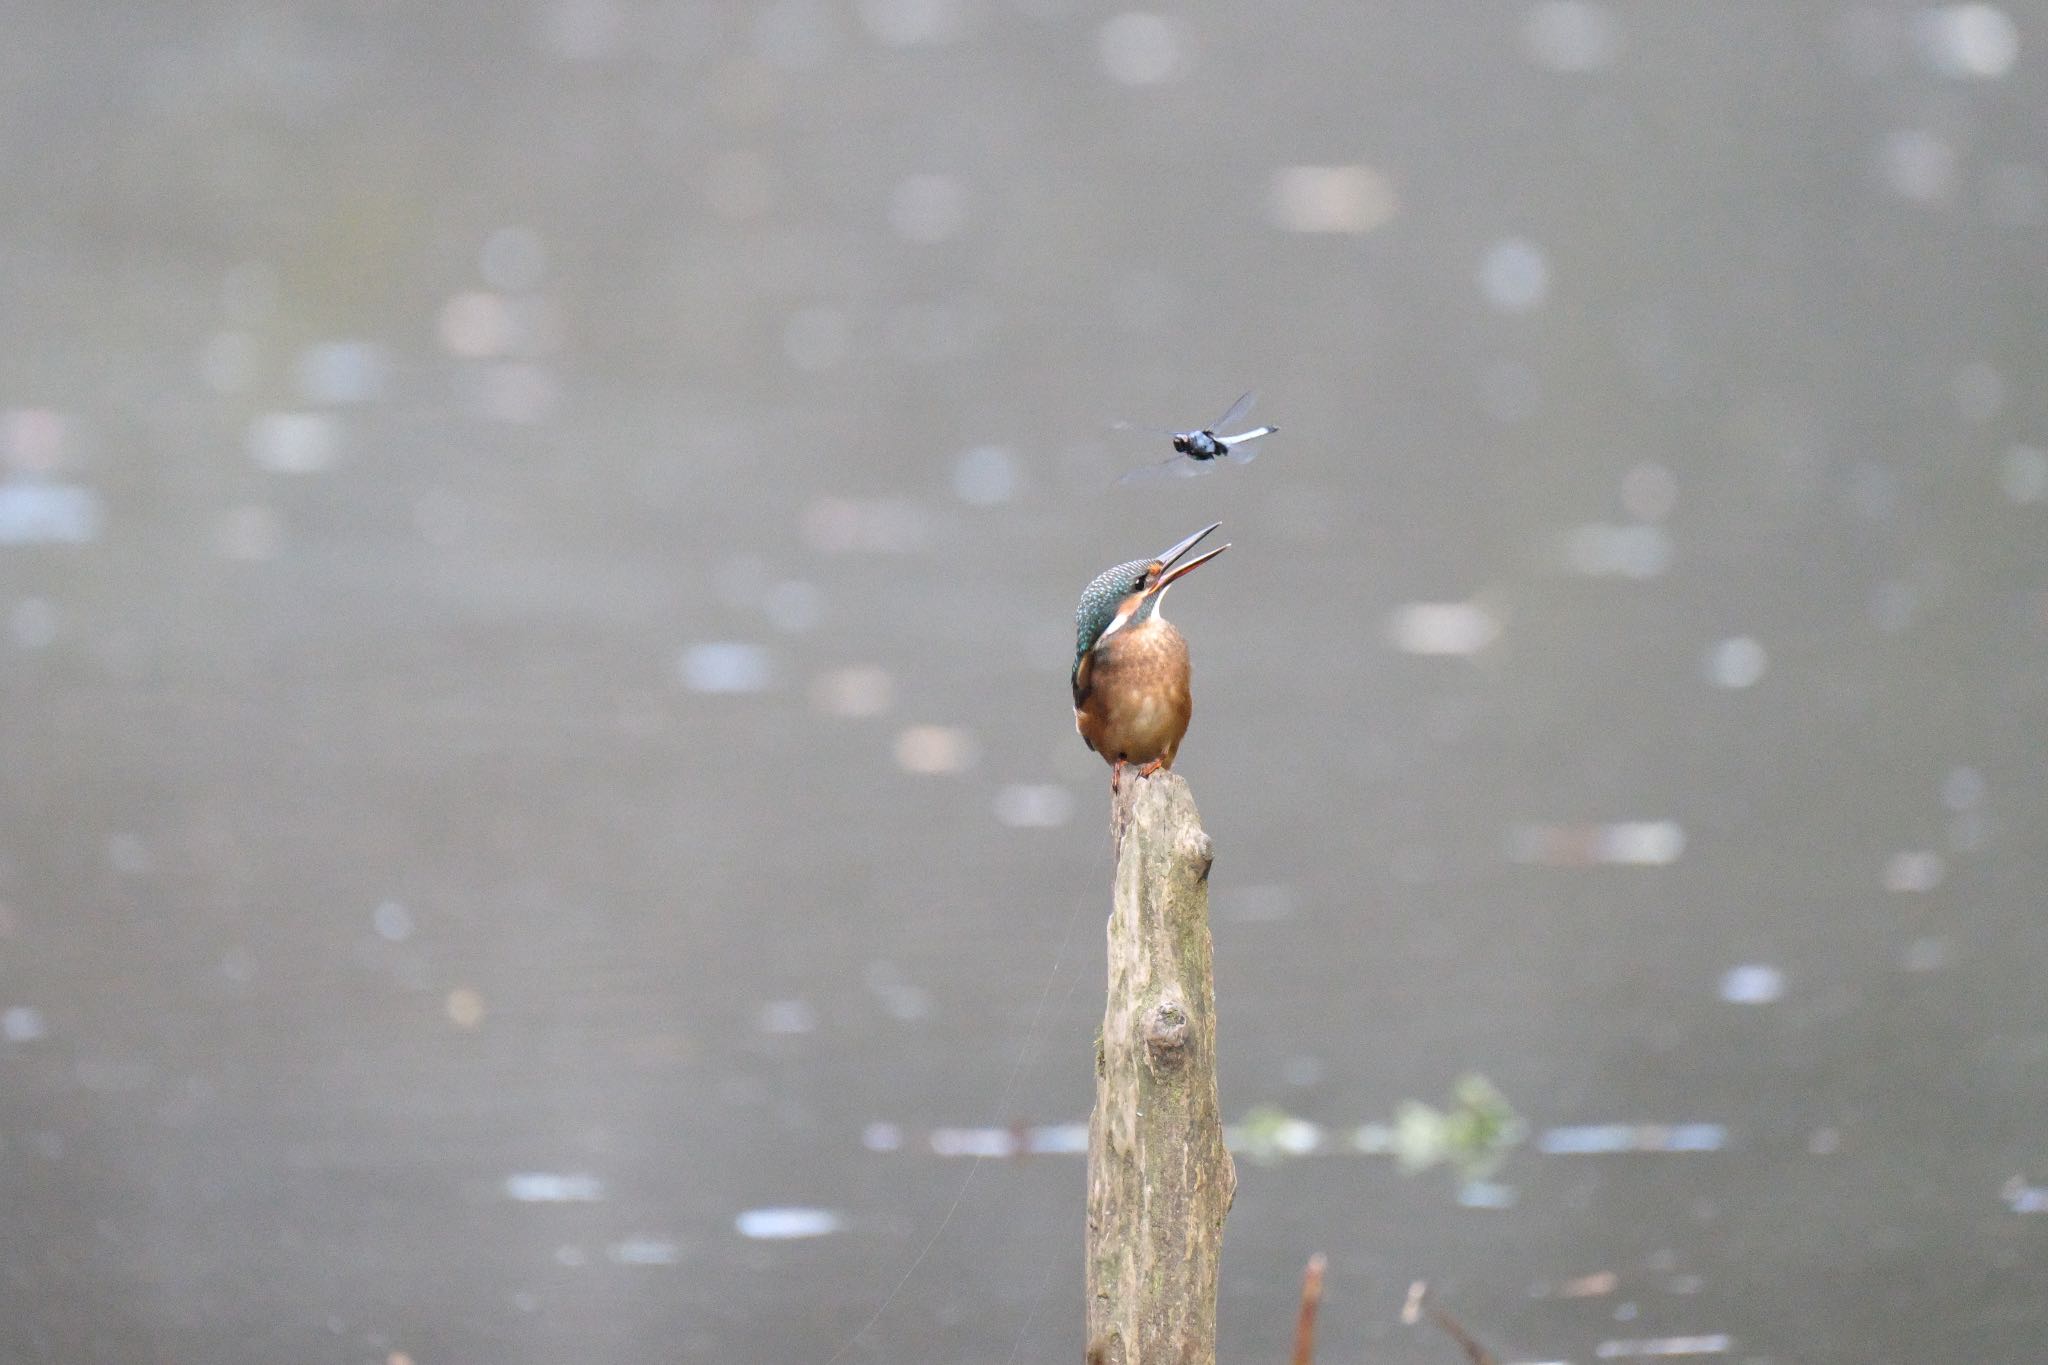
1118 392 1277 484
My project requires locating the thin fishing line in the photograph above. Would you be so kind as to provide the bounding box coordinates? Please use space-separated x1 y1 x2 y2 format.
823 884 1096 1365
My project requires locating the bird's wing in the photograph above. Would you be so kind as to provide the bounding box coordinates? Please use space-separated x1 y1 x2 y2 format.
1071 647 1095 711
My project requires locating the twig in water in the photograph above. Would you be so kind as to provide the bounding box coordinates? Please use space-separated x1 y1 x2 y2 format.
1291 1254 1327 1365
1401 1281 1496 1365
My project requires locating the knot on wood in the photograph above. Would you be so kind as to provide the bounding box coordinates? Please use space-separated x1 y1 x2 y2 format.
1142 999 1191 1065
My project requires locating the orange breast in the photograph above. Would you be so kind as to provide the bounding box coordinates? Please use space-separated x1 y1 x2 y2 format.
1073 619 1193 767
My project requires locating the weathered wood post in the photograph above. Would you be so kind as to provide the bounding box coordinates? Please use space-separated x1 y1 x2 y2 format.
1086 773 1237 1365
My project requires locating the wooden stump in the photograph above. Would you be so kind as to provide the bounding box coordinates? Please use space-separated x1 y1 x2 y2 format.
1086 773 1236 1365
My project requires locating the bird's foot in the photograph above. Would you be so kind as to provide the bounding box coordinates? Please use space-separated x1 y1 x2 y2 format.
1109 759 1127 795
1136 758 1167 780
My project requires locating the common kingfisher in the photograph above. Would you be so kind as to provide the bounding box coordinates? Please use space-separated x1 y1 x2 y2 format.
1071 522 1230 789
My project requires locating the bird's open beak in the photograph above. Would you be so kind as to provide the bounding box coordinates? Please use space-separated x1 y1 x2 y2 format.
1152 522 1229 591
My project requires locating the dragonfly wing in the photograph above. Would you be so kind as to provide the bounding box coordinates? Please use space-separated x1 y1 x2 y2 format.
1112 419 1181 438
1117 456 1188 486
1213 391 1257 432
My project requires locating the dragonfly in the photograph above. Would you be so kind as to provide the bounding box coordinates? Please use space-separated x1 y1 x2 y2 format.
1115 391 1277 485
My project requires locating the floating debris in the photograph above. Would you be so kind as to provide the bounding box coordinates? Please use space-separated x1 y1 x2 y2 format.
734 1207 844 1240
1392 1075 1526 1182
1538 1124 1727 1155
504 1172 607 1203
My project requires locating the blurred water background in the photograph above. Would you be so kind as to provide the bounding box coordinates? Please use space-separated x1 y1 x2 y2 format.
2 3 2046 1362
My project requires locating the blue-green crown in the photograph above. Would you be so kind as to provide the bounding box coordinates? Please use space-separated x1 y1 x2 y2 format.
1073 557 1153 677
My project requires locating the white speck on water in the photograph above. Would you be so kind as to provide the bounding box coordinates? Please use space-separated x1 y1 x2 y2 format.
1564 523 1671 578
894 724 976 774
1593 1334 1731 1359
1457 1180 1519 1210
1540 1124 1726 1155
1902 936 1951 972
1607 821 1685 865
889 173 968 243
248 412 340 474
993 783 1073 828
1705 636 1767 689
1880 128 1956 203
1098 12 1181 85
1718 964 1785 1005
607 1238 682 1265
735 1206 845 1239
0 482 102 545
1524 0 1622 72
1387 601 1500 656
3 1006 47 1042
678 642 774 694
932 1126 1018 1158
2003 1177 2048 1213
1884 850 1945 893
811 665 893 718
440 292 516 359
293 341 388 405
862 1122 903 1152
373 901 414 942
1999 445 2047 503
1917 3 2018 78
952 444 1019 506
757 999 818 1035
1028 1123 1089 1155
1479 237 1550 313
1267 165 1399 233
504 1172 607 1203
